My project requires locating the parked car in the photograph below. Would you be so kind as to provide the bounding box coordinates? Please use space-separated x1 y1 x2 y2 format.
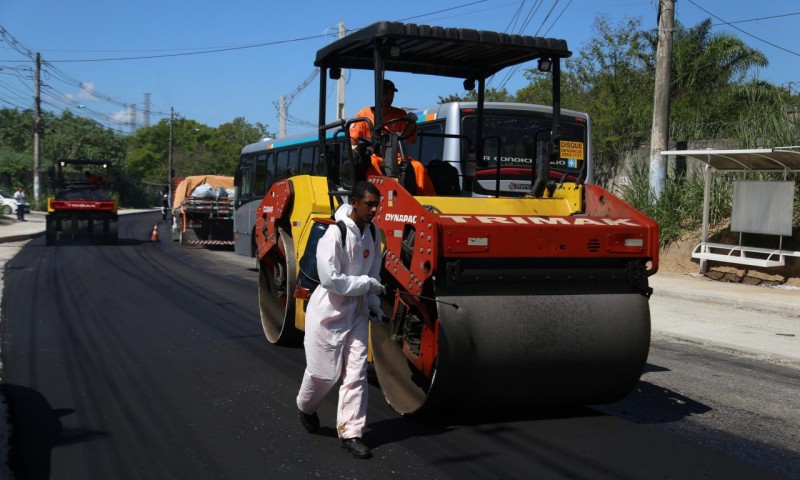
0 189 30 216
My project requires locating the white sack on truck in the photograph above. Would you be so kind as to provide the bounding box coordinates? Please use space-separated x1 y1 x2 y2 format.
172 175 235 210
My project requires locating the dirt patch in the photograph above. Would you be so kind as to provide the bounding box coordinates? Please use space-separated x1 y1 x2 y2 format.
659 232 800 288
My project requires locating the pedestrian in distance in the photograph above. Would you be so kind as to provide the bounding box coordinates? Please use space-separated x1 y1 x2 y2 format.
296 180 385 459
161 194 170 222
13 186 26 222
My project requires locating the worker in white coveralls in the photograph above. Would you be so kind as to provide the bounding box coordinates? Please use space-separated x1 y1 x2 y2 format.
296 180 385 459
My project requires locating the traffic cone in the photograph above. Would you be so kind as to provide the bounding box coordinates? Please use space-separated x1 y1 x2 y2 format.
151 223 159 242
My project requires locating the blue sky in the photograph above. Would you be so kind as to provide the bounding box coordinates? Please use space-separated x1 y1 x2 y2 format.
1 0 798 138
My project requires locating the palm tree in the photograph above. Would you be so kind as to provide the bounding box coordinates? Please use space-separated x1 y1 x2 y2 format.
644 18 769 138
669 18 768 93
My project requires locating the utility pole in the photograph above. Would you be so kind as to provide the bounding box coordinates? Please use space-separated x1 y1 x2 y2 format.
336 22 346 120
649 0 674 199
168 107 174 202
129 104 137 132
33 52 42 207
278 96 286 138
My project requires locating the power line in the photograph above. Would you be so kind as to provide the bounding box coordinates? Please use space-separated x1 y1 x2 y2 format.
29 33 331 64
397 0 490 22
685 0 800 58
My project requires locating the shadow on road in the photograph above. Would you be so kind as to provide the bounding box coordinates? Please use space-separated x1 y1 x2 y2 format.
3 384 107 479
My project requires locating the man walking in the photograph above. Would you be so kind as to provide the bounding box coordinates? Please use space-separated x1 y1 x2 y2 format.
13 186 26 222
296 181 385 459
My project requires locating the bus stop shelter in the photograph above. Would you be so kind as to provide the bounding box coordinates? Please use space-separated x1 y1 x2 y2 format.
660 148 800 273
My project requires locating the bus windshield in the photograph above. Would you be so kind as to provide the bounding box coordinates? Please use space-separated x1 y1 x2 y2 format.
461 111 588 195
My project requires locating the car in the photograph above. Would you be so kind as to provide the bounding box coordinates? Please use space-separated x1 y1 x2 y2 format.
0 189 30 216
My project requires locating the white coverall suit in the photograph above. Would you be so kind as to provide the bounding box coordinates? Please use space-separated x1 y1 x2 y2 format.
296 205 383 439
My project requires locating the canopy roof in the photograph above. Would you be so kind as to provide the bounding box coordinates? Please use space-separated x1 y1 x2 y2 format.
660 148 800 172
314 21 571 79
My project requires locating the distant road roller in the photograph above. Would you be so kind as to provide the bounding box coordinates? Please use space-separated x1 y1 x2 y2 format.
252 21 659 416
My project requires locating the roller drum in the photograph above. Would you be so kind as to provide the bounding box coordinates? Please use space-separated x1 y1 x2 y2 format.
372 291 650 415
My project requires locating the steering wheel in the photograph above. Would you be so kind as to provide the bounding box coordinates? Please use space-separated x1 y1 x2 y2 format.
381 117 415 139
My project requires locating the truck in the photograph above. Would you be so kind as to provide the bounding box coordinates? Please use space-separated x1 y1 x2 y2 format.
46 159 118 246
254 21 659 416
170 175 235 247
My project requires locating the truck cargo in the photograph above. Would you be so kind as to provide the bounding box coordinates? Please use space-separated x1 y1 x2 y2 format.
170 175 235 247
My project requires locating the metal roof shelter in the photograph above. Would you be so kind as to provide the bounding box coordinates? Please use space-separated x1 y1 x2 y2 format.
314 21 572 79
661 148 800 272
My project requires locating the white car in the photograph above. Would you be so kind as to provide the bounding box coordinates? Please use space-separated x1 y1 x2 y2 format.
0 189 29 216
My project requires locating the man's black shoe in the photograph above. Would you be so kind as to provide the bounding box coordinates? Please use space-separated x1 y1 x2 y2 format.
298 410 319 433
341 437 372 459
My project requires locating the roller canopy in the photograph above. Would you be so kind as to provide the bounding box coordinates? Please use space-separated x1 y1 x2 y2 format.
314 21 571 79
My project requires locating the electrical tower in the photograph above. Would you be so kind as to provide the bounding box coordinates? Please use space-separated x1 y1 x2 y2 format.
144 93 151 128
275 69 319 138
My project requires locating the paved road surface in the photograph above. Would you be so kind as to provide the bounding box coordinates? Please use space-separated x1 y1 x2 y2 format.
0 213 796 478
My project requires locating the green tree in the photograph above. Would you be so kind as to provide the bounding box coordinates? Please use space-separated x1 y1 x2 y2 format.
645 18 769 140
42 110 126 164
0 108 35 152
438 87 514 104
209 117 270 174
126 116 270 184
518 16 654 176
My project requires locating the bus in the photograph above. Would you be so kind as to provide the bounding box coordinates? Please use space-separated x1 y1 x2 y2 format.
233 101 592 257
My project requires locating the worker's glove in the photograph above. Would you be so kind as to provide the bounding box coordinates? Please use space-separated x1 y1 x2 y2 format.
370 309 385 323
368 295 386 323
367 277 386 295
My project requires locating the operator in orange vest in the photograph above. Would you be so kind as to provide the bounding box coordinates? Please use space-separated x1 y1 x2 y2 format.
349 79 436 195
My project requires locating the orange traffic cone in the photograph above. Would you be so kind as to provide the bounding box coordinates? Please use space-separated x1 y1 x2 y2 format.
151 223 159 242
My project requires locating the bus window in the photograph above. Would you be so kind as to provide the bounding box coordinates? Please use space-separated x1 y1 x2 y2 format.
237 153 255 202
299 146 315 174
287 149 300 177
255 152 273 196
239 167 252 202
275 149 300 179
414 121 445 166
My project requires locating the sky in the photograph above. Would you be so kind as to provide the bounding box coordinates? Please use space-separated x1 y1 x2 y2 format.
1 0 798 139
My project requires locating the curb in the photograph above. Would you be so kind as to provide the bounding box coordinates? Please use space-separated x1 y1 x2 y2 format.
652 286 800 318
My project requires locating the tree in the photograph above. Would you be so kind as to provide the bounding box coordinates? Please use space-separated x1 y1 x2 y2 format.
517 16 654 177
41 110 126 164
126 116 271 184
209 117 271 174
644 18 768 140
438 87 514 104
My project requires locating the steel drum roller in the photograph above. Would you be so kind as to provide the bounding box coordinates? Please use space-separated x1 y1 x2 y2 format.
371 291 650 415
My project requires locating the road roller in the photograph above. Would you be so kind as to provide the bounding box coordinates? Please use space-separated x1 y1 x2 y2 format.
253 21 659 416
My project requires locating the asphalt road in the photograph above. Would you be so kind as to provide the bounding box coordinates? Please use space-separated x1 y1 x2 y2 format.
0 213 795 479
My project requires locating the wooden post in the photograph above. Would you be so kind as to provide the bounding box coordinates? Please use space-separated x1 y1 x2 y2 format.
649 0 675 199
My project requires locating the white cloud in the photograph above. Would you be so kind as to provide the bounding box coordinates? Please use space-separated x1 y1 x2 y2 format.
110 110 131 123
77 82 98 101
